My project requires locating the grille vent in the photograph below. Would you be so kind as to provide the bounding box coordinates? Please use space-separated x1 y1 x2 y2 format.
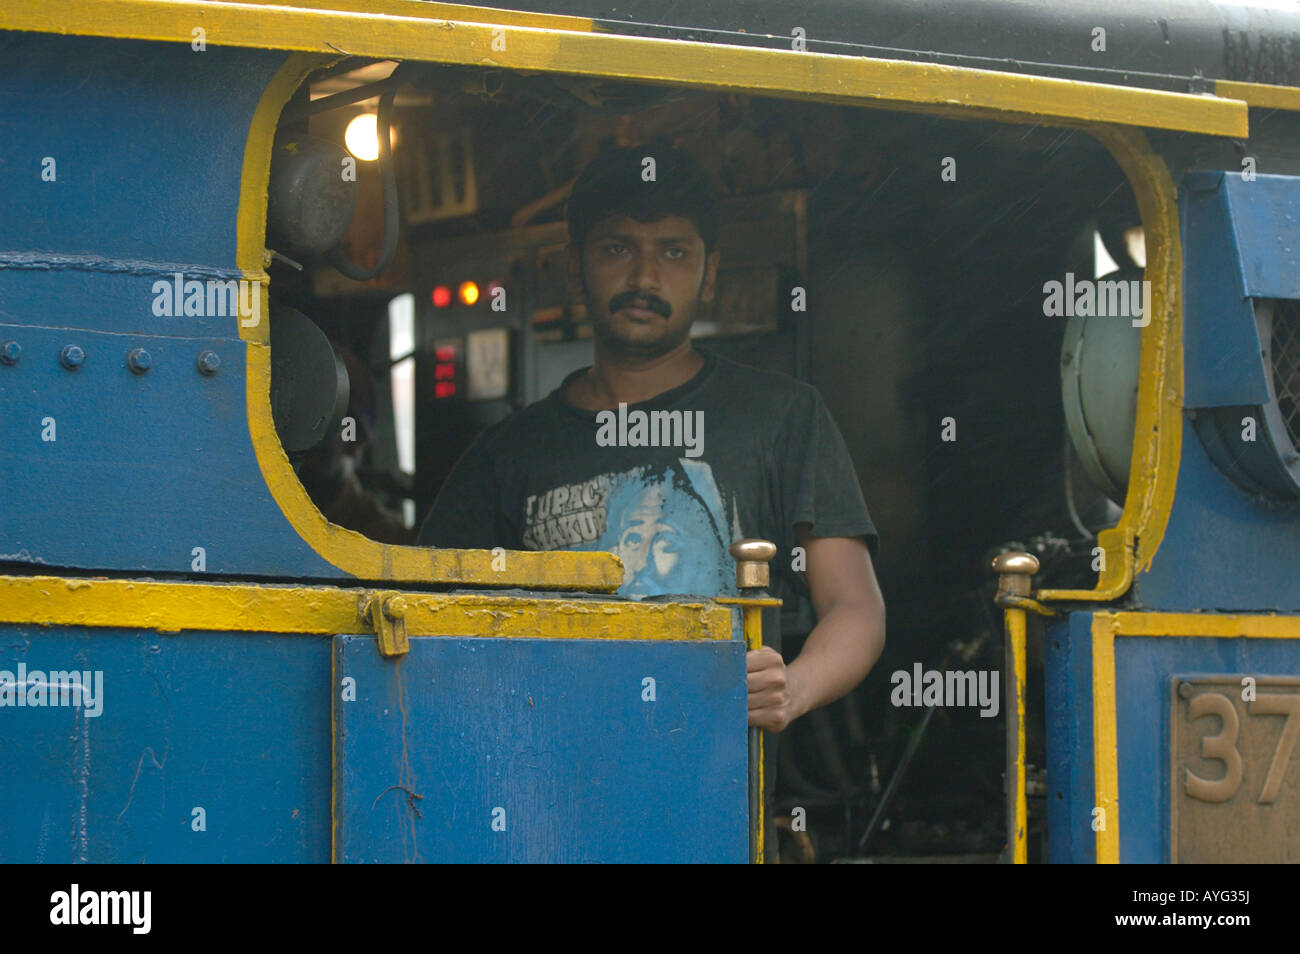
1270 298 1300 451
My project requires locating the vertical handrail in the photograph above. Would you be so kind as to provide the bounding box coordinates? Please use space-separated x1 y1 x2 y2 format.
1003 603 1029 864
992 552 1043 865
720 539 781 864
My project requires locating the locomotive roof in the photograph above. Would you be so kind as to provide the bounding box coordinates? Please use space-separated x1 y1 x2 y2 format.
0 0 1290 134
459 0 1300 93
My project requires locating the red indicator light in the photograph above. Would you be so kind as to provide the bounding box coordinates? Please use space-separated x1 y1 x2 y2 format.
432 285 452 308
435 381 456 398
434 362 456 380
435 345 457 362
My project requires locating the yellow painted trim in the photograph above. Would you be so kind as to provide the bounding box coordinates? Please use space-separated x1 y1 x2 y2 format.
230 58 1188 596
235 52 324 336
237 54 621 589
0 575 732 641
218 0 597 33
243 338 622 588
1036 126 1184 603
739 604 766 864
1091 614 1121 864
1005 607 1028 864
0 0 1247 136
715 596 783 609
240 79 1183 595
1089 611 1300 864
1215 80 1300 113
1107 611 1300 638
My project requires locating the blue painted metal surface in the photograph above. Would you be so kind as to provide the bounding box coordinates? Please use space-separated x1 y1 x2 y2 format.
0 626 332 863
1113 634 1300 863
1182 171 1300 410
1043 612 1095 864
0 35 262 272
0 33 344 579
1134 170 1300 611
333 635 750 862
1135 413 1300 611
0 323 337 575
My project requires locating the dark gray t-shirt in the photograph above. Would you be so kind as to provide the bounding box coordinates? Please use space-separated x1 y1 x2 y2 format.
418 348 878 643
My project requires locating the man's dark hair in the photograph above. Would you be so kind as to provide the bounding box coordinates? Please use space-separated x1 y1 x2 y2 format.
566 140 721 254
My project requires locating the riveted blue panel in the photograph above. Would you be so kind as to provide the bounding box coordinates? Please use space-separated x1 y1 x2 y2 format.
333 636 749 863
1134 412 1300 611
0 33 349 578
0 626 331 863
1043 612 1095 864
1113 634 1300 863
0 323 336 576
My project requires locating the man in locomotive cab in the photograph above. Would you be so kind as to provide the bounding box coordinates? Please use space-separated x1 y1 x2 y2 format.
419 141 886 737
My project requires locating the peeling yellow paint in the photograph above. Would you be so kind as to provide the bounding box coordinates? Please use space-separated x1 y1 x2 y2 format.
0 575 733 641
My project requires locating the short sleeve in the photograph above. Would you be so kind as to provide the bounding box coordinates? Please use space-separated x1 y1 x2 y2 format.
416 430 517 549
777 387 879 557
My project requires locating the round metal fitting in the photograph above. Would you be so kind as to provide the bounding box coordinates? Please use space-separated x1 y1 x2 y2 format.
197 350 221 375
0 341 19 366
991 552 1040 576
60 344 85 370
729 539 778 563
729 538 778 589
382 596 408 620
127 348 152 374
992 551 1040 599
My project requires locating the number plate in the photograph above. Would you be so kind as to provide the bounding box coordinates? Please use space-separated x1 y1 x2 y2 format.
1170 676 1300 863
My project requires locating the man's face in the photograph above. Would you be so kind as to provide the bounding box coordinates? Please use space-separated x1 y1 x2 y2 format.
567 214 720 358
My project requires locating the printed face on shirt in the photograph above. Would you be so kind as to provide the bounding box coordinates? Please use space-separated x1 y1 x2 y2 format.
615 483 702 596
567 214 720 359
598 466 733 599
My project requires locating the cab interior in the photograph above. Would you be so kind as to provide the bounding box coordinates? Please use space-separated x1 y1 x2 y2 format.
264 58 1145 861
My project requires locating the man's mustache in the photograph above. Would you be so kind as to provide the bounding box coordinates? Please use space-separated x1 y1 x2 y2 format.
609 290 672 319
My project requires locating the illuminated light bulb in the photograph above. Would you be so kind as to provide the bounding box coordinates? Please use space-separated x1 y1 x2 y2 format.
459 281 480 306
432 285 452 308
345 113 380 162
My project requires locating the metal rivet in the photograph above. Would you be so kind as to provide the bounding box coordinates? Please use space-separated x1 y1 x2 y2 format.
0 341 19 366
60 344 85 370
197 350 221 375
127 347 152 374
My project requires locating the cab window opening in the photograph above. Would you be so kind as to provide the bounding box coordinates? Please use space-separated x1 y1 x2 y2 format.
261 59 1147 861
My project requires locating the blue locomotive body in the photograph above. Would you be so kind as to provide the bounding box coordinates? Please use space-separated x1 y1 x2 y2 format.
2 0 1300 864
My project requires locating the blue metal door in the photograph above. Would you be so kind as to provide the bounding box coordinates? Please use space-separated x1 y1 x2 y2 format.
332 635 749 863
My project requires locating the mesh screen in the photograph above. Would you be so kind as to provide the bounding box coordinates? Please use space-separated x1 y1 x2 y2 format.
1270 299 1300 451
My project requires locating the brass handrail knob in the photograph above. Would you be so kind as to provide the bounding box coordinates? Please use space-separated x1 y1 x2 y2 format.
730 538 778 590
992 551 1040 599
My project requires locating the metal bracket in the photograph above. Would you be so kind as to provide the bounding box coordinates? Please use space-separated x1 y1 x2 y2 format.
359 591 409 658
995 592 1060 617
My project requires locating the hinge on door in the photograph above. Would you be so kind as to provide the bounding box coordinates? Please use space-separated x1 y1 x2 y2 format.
359 591 410 658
